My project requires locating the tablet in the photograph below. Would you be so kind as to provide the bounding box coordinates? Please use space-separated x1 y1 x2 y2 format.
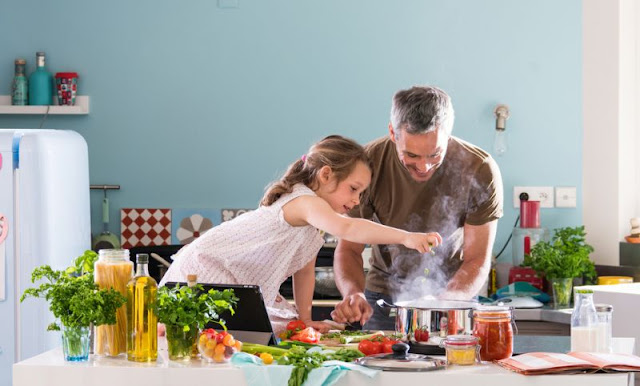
163 282 277 345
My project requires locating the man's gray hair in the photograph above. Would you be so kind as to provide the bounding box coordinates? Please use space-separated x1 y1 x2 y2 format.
390 86 455 136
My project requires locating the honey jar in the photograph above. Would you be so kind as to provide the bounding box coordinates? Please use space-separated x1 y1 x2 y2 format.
441 335 479 365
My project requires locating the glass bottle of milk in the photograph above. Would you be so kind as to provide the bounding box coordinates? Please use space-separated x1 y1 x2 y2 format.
571 289 599 352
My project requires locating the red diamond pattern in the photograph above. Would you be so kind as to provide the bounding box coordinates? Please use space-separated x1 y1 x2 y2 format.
121 208 172 249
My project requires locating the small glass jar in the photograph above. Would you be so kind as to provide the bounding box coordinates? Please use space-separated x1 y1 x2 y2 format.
595 304 613 353
441 335 479 366
472 305 515 361
94 249 133 357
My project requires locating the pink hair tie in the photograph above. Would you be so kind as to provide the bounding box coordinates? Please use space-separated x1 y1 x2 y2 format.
301 154 307 162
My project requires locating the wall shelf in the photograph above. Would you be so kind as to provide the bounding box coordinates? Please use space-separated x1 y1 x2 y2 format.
0 95 90 115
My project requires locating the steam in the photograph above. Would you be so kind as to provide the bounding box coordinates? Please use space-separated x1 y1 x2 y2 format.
389 162 493 303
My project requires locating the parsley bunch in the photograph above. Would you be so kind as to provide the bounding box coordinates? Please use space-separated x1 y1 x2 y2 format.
20 264 126 331
155 284 238 332
523 226 597 283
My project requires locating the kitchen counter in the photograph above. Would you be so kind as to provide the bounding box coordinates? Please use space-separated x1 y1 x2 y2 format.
13 338 636 386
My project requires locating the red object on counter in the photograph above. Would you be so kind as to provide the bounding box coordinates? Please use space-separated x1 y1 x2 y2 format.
473 306 514 361
520 200 540 228
508 266 543 290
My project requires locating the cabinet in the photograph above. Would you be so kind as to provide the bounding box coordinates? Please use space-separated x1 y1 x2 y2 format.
0 95 89 115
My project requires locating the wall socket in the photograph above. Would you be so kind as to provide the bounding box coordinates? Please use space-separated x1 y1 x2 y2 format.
513 186 554 208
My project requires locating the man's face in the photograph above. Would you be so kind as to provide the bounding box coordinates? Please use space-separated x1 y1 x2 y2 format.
389 125 449 183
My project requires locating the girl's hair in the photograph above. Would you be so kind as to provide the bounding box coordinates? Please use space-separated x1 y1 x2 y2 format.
260 135 371 206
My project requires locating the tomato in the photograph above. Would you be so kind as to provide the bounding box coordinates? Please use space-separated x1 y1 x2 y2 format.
358 338 383 356
414 327 430 342
286 320 306 332
381 339 401 353
289 327 320 343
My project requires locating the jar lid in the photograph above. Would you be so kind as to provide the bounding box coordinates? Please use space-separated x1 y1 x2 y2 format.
595 303 613 312
98 249 130 260
575 289 594 294
443 334 478 346
55 72 79 78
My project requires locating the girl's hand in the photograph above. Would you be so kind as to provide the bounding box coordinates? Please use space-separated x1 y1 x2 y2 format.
403 232 443 254
301 320 333 334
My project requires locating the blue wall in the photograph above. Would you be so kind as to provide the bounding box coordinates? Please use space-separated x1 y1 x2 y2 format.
0 0 582 263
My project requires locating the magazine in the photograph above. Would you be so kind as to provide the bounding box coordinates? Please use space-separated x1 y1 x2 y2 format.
496 352 640 375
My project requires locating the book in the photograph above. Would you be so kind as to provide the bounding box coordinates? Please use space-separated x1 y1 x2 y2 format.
496 352 640 375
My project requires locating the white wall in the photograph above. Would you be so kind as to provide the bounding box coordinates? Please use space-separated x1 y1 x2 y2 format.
583 0 639 265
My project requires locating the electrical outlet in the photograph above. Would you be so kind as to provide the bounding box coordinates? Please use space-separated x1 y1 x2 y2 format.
513 186 554 208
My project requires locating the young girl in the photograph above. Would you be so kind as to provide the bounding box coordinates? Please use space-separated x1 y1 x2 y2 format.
159 135 441 334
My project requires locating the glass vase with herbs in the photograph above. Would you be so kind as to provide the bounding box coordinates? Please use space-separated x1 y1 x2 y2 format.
522 226 596 309
155 283 238 361
21 251 126 362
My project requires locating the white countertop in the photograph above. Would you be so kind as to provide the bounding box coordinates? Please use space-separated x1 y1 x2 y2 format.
12 338 636 386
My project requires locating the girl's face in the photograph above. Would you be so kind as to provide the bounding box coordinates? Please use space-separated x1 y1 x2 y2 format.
316 161 372 214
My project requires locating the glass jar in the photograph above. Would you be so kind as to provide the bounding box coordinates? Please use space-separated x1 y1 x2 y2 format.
595 304 613 353
441 335 479 366
94 249 133 356
571 289 599 352
472 305 514 361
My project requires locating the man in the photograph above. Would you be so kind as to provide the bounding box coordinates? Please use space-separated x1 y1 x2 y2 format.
331 85 503 330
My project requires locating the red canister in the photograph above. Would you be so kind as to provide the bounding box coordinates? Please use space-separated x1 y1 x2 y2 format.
520 200 540 228
55 72 78 106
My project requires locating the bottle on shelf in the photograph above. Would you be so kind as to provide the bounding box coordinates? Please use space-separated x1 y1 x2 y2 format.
187 274 197 288
28 52 53 106
11 58 28 105
571 289 599 352
126 253 158 362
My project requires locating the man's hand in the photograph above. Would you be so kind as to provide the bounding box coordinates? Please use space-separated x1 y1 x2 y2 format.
330 292 373 325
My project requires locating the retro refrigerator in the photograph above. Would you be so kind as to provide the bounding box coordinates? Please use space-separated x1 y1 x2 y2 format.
0 130 90 385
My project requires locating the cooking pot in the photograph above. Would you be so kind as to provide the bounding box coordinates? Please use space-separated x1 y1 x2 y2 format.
315 267 341 297
377 298 477 348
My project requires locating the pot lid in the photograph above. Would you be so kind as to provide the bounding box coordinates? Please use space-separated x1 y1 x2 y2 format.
392 297 478 310
354 342 446 372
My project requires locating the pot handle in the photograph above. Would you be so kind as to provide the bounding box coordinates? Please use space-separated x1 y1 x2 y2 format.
376 298 396 309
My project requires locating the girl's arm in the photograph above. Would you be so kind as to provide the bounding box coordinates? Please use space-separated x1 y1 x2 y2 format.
292 258 332 333
283 195 442 253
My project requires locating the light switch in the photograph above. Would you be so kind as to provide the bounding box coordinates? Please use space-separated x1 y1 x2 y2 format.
555 187 577 208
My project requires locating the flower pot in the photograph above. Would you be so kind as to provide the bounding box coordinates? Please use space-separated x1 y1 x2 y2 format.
551 278 573 309
61 325 90 362
165 324 199 361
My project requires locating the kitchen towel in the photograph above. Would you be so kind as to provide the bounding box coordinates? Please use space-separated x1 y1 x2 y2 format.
231 352 378 386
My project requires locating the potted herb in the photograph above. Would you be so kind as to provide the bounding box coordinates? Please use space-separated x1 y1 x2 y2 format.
523 226 596 308
156 284 238 361
20 260 126 361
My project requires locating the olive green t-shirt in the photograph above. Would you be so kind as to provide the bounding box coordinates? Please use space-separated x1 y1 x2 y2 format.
350 136 503 297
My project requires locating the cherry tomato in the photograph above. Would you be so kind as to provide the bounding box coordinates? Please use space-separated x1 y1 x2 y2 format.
414 327 430 342
286 320 306 332
382 340 395 354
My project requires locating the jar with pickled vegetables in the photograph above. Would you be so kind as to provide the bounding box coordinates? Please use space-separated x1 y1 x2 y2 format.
94 249 133 356
472 305 514 361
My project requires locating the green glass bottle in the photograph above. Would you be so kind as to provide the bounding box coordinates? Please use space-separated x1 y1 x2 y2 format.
28 52 53 105
11 59 28 106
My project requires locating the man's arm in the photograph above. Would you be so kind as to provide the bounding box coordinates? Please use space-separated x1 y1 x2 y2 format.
331 239 372 324
443 220 497 299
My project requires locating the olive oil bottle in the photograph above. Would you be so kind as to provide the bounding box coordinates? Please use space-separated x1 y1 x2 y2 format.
126 254 158 362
